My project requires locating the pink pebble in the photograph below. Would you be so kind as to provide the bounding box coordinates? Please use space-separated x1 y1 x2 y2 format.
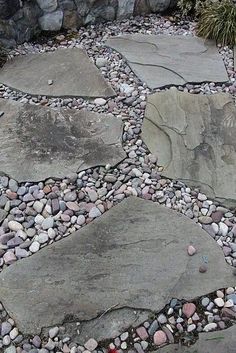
187 245 196 256
136 326 148 340
183 302 196 318
153 330 167 346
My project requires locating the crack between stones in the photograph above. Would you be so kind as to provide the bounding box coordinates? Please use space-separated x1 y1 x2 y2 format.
128 60 187 83
109 37 171 58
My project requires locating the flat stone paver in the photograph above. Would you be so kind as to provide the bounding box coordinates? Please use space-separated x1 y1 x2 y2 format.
60 308 150 344
0 197 234 336
0 48 115 98
157 324 236 353
106 34 228 88
142 89 236 207
0 99 125 182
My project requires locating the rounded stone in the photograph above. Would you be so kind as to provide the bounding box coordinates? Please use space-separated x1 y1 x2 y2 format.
89 207 101 218
8 220 23 231
1 321 12 336
29 241 40 253
84 338 98 351
77 215 86 226
94 98 106 106
201 297 210 307
37 233 49 244
157 314 167 324
42 217 54 230
199 265 208 273
214 298 225 308
183 303 196 318
153 330 167 346
49 326 59 339
203 323 217 332
187 245 196 256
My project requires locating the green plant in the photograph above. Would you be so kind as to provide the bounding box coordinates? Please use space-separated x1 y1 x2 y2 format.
197 0 236 46
177 0 212 16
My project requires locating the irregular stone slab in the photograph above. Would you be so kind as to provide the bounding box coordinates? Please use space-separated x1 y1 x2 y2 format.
0 99 125 182
0 48 115 98
53 308 150 344
0 197 234 336
142 89 236 207
106 34 228 88
157 324 236 353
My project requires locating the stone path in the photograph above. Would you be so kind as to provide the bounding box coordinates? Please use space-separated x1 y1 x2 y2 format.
142 89 236 207
106 34 228 88
1 197 234 336
0 13 235 353
0 99 125 182
0 48 115 98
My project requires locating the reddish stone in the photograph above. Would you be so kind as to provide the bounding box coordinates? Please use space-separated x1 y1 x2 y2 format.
136 326 148 340
43 185 51 194
3 250 17 265
211 211 223 223
221 307 236 319
199 264 208 273
6 190 17 200
183 302 196 318
153 330 167 346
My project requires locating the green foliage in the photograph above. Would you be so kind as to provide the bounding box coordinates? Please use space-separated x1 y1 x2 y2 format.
177 0 211 16
197 0 236 46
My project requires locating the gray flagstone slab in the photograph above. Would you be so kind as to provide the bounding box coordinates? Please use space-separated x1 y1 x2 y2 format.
0 98 125 182
0 197 234 336
142 89 236 207
106 34 228 88
0 48 116 98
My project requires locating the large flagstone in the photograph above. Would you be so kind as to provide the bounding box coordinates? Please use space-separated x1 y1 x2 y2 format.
106 34 228 88
0 197 234 337
142 89 236 207
0 48 115 98
0 99 125 182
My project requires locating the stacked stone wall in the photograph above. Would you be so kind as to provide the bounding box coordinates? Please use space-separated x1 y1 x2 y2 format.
0 0 176 47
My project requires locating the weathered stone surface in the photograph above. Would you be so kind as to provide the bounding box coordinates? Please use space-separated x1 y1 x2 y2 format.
0 48 115 98
0 209 7 223
0 99 125 182
36 0 58 13
106 34 228 88
142 89 236 207
0 197 234 335
117 0 136 19
39 10 63 31
55 308 150 344
157 324 236 352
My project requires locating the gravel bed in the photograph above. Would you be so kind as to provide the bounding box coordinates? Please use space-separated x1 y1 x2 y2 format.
1 286 236 353
0 12 236 353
